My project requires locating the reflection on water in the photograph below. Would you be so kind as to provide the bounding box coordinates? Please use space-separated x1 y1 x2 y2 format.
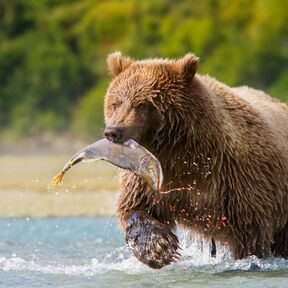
0 217 288 288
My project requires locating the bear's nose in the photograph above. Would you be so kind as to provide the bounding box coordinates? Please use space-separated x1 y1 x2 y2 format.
104 126 124 142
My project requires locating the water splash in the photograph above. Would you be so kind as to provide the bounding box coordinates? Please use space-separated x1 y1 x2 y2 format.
1 230 288 277
178 231 232 267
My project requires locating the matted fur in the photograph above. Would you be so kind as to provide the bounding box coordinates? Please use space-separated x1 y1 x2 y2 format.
104 52 288 260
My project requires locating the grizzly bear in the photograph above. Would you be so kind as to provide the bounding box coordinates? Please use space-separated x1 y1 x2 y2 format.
103 52 288 269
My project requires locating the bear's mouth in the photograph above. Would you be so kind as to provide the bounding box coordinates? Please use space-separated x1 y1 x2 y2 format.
104 126 143 144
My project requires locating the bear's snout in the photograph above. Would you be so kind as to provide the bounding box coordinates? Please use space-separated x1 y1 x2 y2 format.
104 126 124 142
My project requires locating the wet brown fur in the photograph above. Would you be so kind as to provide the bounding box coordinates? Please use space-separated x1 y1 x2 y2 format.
104 52 288 260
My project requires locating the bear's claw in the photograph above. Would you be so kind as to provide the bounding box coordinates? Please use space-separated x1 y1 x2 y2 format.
125 212 181 269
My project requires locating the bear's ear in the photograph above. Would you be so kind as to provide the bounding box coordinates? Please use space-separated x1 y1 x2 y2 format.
176 53 199 80
107 51 133 77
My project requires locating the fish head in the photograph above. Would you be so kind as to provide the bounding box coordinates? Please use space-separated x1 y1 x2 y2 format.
138 154 163 192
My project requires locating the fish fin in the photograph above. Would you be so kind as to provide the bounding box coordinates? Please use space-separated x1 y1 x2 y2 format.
48 171 64 188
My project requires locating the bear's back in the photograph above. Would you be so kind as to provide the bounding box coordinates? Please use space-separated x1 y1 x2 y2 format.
199 74 288 156
233 86 288 156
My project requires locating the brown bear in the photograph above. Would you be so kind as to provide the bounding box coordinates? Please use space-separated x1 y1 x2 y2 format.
103 52 288 269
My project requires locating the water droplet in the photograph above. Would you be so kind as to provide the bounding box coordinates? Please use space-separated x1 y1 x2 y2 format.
130 142 136 149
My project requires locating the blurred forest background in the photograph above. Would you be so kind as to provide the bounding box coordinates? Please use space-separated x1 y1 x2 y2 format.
1 0 288 143
0 0 287 216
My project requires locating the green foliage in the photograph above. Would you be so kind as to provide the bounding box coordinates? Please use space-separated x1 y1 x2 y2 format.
72 80 108 139
0 0 287 138
268 70 288 103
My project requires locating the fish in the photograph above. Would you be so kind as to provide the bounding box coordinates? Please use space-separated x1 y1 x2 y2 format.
49 138 163 192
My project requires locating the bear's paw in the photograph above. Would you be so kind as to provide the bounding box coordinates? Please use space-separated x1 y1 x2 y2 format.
125 211 181 269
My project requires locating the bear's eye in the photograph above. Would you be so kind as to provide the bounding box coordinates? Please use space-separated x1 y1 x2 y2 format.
112 101 122 111
136 103 145 110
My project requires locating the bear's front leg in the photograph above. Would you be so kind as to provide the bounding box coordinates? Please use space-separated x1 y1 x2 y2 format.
125 211 181 269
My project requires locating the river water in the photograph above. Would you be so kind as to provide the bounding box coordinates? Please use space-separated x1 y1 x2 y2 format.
0 217 287 287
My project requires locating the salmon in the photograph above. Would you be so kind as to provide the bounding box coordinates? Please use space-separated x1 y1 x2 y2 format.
49 139 163 192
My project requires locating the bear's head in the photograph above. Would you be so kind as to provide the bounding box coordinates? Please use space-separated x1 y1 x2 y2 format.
104 52 199 150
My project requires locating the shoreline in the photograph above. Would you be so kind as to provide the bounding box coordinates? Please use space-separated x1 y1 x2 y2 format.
0 190 119 218
0 154 120 217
